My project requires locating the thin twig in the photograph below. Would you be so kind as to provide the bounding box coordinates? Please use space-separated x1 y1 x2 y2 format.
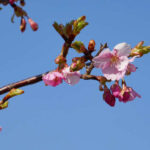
86 43 108 75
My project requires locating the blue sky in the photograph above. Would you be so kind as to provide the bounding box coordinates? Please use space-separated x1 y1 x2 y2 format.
0 0 150 149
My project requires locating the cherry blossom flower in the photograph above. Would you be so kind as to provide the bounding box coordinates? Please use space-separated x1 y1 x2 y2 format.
110 83 141 103
62 67 81 85
42 71 63 87
0 127 2 132
110 82 122 98
103 87 116 107
93 43 134 81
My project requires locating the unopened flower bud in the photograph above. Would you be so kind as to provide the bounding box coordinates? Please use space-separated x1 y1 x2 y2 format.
103 86 116 107
70 58 85 71
20 17 26 32
70 62 78 71
88 40 95 51
20 0 25 6
28 18 38 31
55 55 66 64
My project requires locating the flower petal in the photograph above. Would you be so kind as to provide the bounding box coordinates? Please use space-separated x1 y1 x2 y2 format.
62 67 81 85
114 43 131 57
102 64 126 81
116 56 129 71
127 63 136 72
93 48 113 69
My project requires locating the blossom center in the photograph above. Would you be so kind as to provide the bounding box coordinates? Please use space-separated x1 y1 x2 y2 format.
111 55 119 64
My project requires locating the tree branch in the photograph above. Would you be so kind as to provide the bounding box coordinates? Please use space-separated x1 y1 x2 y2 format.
0 71 102 95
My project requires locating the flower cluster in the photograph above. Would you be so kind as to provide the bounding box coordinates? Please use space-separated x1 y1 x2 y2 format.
93 43 141 106
103 82 141 107
42 67 81 87
93 43 135 81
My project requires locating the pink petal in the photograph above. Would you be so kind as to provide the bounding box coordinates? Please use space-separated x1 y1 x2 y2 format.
62 67 81 85
127 63 136 72
110 83 121 97
127 88 141 101
114 43 131 57
102 64 126 81
93 48 113 69
116 56 129 71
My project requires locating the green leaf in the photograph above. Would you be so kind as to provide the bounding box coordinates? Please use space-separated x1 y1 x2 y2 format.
73 16 88 35
11 13 15 23
0 101 8 110
71 41 85 53
9 88 24 98
53 22 64 36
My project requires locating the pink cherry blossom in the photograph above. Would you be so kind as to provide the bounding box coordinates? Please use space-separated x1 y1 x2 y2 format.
103 87 116 107
0 127 2 132
110 82 122 98
62 67 81 85
110 83 141 103
119 86 141 103
93 43 134 81
42 71 63 87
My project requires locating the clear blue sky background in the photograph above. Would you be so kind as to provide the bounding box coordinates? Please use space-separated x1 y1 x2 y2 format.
0 0 150 149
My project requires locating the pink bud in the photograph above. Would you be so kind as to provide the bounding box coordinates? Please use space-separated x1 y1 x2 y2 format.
28 18 38 31
103 87 116 107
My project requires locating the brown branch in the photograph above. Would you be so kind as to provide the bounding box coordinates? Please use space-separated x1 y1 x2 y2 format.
60 35 76 58
0 72 102 96
86 43 108 75
0 71 49 95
